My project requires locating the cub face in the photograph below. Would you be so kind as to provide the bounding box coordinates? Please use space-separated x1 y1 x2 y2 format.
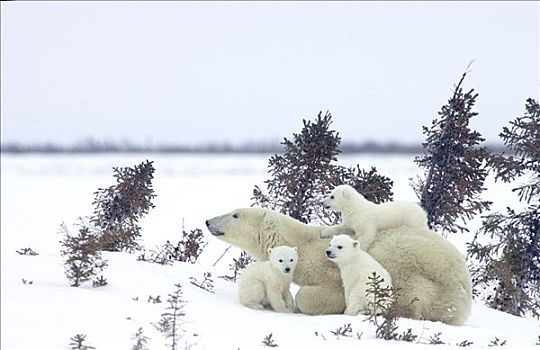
325 234 360 263
268 246 298 275
321 185 360 211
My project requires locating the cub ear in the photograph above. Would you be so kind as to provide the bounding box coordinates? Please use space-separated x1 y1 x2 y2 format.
353 240 360 248
267 247 273 255
293 247 298 252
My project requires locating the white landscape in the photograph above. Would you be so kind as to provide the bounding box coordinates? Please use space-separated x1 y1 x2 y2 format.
1 153 539 350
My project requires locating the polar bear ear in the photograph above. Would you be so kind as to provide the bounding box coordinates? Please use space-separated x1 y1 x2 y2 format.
293 247 298 252
353 240 360 248
267 247 273 255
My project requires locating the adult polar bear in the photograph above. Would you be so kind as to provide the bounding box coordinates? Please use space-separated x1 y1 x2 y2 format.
206 207 472 325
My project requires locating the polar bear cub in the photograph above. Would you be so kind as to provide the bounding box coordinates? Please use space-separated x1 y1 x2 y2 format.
326 234 393 315
321 184 428 250
238 246 298 313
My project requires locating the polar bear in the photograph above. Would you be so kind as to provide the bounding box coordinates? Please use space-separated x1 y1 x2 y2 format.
238 246 297 313
321 184 428 251
326 235 392 315
206 207 471 324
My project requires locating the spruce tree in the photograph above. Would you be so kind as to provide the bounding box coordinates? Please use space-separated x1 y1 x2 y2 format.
412 71 491 235
60 222 107 287
91 160 156 252
468 98 540 318
253 111 393 224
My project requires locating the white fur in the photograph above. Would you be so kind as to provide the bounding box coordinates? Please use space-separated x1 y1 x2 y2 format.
326 235 393 315
238 246 297 313
207 207 472 324
321 184 428 250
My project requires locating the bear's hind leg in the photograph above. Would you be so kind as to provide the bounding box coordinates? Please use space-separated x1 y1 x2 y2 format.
239 280 266 310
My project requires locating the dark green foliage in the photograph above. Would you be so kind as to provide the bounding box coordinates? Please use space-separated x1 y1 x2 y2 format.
261 333 278 347
253 111 393 225
490 98 540 202
365 272 420 342
138 242 176 265
16 247 39 256
156 283 186 350
173 228 206 263
132 327 150 350
399 328 418 343
92 275 108 287
336 166 394 205
138 228 207 265
219 251 254 282
413 71 491 235
365 272 399 341
428 332 445 345
60 222 107 287
468 99 540 318
92 160 156 252
69 334 95 350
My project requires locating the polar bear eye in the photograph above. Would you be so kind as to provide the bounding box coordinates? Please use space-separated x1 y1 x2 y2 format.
337 245 343 249
330 195 335 199
279 259 283 263
290 259 293 262
232 213 239 219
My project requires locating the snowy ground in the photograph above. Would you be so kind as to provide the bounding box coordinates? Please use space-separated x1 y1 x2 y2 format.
1 153 538 349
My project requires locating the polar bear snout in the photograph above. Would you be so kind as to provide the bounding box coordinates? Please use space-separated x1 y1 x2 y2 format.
284 267 291 273
325 250 336 259
205 218 225 236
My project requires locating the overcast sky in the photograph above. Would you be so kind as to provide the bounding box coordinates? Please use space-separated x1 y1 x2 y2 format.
1 1 538 146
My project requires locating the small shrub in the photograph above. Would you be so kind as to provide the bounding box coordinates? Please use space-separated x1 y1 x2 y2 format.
131 327 150 350
138 228 207 265
219 251 254 282
138 242 177 265
155 283 186 350
456 340 474 347
261 333 278 347
189 272 215 293
488 337 507 347
399 328 418 342
69 334 95 350
60 222 107 287
330 323 353 337
428 332 445 345
365 272 399 341
174 228 207 263
92 275 108 287
16 247 39 256
148 295 162 304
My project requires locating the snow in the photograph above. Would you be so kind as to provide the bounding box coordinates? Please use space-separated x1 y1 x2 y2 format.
1 153 539 349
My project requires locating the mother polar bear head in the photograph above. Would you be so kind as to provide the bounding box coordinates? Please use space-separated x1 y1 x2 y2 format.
205 207 302 260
